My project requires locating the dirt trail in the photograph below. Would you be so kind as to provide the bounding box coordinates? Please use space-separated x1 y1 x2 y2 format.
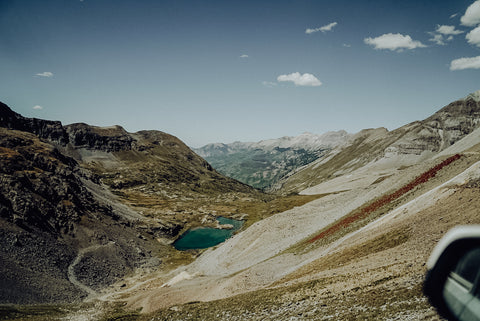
67 242 115 300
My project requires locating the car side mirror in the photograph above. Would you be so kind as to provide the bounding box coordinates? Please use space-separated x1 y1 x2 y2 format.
424 226 480 321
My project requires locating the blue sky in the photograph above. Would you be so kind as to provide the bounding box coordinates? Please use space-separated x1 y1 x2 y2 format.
1 0 480 147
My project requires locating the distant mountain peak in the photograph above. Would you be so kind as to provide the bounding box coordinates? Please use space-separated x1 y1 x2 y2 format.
194 131 352 189
196 130 352 158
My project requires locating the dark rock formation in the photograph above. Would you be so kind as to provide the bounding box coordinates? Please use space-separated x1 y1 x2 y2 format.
65 123 136 152
0 129 100 234
0 102 68 145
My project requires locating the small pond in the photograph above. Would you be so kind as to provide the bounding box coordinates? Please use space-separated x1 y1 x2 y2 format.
173 217 243 251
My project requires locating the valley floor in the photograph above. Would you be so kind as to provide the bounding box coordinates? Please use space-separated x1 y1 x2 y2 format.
141 176 480 321
57 153 476 321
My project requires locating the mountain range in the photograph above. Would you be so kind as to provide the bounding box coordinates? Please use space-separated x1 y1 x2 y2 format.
194 131 351 190
1 90 480 320
197 90 480 194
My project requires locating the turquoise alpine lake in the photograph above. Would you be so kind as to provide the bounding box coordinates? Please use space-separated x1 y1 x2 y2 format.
173 217 244 251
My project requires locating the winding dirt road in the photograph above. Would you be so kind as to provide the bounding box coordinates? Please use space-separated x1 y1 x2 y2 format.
67 242 116 300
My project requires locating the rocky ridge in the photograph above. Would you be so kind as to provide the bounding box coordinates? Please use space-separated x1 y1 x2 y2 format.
0 102 68 145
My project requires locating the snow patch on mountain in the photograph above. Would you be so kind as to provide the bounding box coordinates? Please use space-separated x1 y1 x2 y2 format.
194 130 351 157
193 131 351 190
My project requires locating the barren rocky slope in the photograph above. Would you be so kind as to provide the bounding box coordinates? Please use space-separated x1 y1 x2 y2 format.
143 154 480 320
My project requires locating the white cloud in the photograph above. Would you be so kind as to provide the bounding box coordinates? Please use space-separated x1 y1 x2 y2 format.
364 33 426 51
436 25 464 35
450 56 480 70
239 54 249 58
467 26 480 46
35 71 53 77
429 33 446 45
461 0 480 26
33 105 43 110
277 72 322 87
342 43 351 47
429 25 464 45
450 13 458 19
305 22 338 34
320 22 338 32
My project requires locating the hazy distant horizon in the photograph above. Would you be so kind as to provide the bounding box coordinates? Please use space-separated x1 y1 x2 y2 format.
2 0 480 147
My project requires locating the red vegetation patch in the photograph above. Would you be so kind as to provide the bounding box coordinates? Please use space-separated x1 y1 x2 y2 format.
307 154 462 243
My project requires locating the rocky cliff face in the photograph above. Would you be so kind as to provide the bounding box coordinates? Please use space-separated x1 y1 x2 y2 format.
0 120 170 303
426 91 480 147
387 91 480 156
0 127 164 303
0 128 95 234
0 102 68 145
64 126 251 197
65 123 136 152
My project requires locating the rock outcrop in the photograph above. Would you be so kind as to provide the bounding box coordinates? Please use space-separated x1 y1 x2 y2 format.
65 123 136 152
388 91 480 155
0 105 163 303
0 128 94 234
0 125 163 303
0 102 68 145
